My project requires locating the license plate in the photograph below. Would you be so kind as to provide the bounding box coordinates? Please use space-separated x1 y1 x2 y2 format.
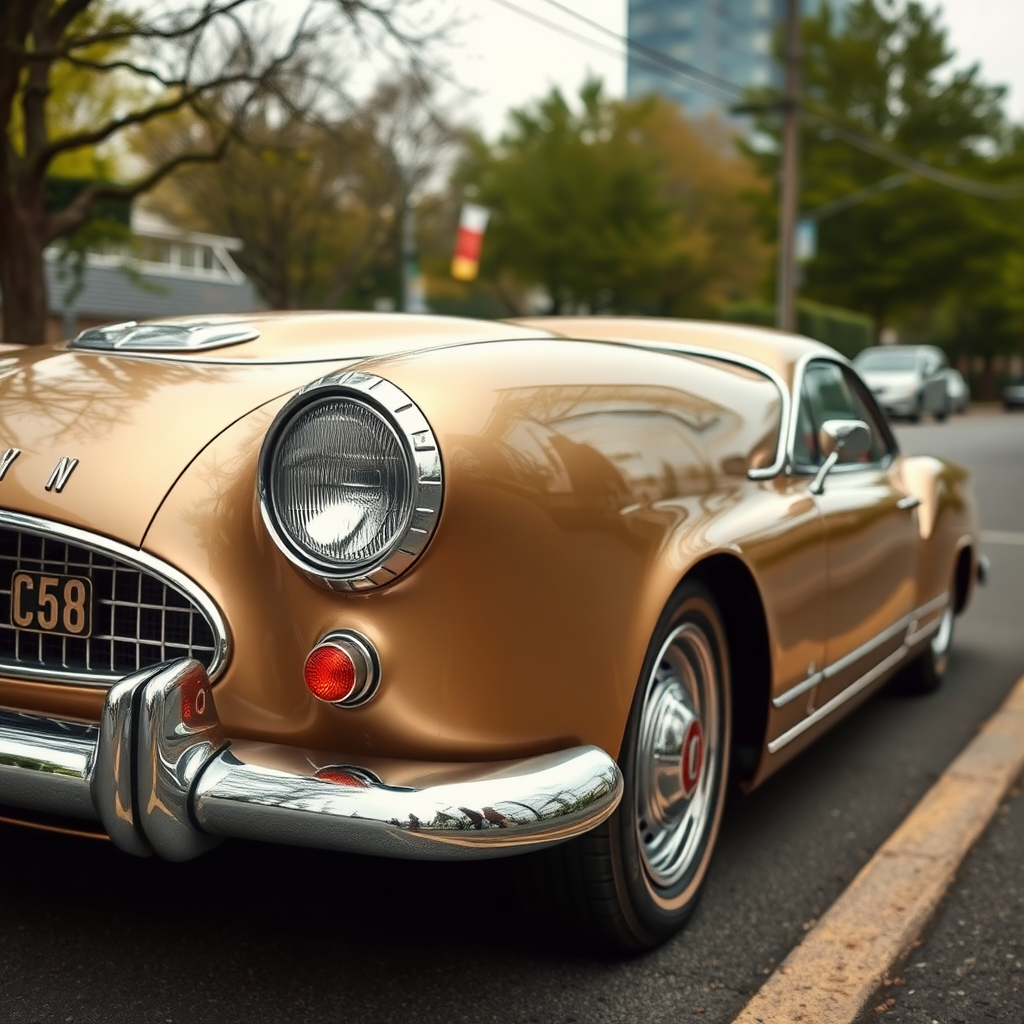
10 571 93 638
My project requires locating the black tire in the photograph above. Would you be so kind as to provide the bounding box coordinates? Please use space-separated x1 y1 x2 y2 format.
935 407 948 423
893 594 954 696
529 581 731 951
907 400 922 424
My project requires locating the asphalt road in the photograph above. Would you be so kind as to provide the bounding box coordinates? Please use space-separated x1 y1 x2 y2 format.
853 780 1024 1024
2 411 1023 1024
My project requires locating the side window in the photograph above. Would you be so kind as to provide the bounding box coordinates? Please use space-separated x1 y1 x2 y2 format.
793 361 893 469
843 367 897 462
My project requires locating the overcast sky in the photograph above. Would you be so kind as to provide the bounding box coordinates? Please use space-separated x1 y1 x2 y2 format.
428 0 1024 140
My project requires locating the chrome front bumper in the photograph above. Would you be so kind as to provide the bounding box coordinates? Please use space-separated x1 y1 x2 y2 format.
0 660 623 862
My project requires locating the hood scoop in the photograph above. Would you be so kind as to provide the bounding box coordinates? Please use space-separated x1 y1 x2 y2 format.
71 319 260 353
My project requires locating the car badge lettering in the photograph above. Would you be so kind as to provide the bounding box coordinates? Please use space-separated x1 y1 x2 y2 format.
0 447 20 480
45 457 79 494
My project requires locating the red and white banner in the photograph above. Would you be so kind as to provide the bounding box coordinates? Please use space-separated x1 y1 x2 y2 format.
451 203 490 281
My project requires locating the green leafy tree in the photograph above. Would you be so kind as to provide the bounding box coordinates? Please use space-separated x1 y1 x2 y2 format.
748 0 1024 346
462 81 769 316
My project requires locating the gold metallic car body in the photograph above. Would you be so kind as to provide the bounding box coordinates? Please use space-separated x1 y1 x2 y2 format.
0 312 979 804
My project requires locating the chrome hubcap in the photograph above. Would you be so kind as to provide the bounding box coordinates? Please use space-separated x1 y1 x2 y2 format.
635 622 720 889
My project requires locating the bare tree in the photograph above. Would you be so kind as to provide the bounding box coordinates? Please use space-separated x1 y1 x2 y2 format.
146 72 465 310
0 0 434 344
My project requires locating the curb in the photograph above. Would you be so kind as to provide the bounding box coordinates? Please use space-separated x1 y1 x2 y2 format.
732 673 1024 1024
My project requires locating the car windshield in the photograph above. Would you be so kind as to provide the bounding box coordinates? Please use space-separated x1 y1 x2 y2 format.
855 351 920 372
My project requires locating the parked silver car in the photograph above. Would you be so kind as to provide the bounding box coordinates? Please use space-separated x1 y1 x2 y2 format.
853 346 949 423
1004 378 1024 411
941 368 970 414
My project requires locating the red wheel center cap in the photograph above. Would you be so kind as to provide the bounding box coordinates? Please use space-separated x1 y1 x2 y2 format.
680 719 704 798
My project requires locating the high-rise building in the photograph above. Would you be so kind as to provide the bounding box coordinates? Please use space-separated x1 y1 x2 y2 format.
626 0 845 122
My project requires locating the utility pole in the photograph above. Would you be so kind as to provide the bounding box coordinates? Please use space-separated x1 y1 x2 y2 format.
776 0 801 332
401 181 428 314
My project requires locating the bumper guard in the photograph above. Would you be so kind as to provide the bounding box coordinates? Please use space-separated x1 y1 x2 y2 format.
0 660 623 862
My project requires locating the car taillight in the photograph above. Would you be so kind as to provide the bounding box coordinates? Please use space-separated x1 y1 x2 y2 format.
303 631 379 707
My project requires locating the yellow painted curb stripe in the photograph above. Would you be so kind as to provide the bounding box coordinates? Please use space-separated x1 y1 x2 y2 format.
732 674 1024 1024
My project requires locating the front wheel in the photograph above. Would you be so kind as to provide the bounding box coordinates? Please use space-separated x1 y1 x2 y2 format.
531 582 732 951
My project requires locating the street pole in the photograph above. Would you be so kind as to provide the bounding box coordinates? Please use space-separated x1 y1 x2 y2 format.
776 0 801 332
401 180 428 314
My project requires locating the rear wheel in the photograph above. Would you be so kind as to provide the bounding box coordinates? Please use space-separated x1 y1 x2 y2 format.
531 582 731 951
895 593 954 696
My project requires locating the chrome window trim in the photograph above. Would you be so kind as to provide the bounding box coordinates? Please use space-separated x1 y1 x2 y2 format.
257 371 444 592
787 353 900 477
0 510 231 688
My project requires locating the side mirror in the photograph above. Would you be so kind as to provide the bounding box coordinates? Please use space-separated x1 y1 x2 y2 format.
810 419 871 494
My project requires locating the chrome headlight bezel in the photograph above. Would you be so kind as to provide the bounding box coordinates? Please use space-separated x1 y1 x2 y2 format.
257 371 443 591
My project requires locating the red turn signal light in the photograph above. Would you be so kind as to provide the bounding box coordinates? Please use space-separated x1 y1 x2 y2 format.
303 631 378 707
315 766 372 788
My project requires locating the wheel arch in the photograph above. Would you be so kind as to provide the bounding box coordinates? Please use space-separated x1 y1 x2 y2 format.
684 553 772 786
953 540 975 615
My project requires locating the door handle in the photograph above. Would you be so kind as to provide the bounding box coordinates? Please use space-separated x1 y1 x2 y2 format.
896 495 921 511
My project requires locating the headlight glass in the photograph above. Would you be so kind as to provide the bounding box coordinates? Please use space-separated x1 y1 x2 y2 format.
259 371 443 591
268 396 413 570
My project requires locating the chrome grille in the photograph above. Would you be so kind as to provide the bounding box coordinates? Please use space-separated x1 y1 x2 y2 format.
0 521 224 687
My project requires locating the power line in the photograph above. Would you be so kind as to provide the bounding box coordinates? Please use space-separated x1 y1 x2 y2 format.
487 0 1024 201
533 0 745 99
807 117 1024 200
486 0 741 102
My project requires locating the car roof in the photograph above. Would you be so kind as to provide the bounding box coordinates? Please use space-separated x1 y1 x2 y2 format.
510 316 833 386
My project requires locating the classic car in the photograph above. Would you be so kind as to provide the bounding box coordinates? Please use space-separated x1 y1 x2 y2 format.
0 313 983 950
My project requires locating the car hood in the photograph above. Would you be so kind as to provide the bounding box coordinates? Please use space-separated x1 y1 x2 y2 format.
0 346 349 547
859 369 920 390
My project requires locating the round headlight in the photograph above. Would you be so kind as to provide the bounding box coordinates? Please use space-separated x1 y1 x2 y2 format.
259 372 443 590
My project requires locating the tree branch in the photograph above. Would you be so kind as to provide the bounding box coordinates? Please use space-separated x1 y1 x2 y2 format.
28 73 255 176
62 53 188 90
44 135 234 243
44 0 252 56
48 0 94 43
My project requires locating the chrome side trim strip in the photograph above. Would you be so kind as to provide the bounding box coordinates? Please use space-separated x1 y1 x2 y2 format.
913 592 950 619
0 509 231 687
905 616 942 648
767 645 908 755
772 593 949 708
819 617 910 682
771 670 823 709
